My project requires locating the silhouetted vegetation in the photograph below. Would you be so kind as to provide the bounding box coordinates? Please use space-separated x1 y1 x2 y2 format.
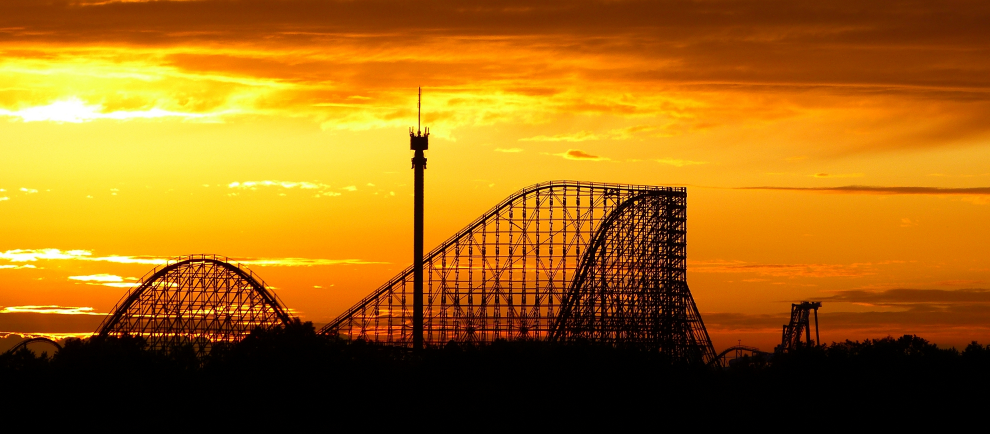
4 327 989 418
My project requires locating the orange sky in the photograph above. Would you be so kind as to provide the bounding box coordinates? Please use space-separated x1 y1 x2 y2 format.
2 0 989 352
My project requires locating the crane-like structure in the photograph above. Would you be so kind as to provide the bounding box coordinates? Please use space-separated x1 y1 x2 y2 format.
779 301 822 351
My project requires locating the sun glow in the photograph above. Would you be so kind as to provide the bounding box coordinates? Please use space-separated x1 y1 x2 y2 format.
0 98 228 123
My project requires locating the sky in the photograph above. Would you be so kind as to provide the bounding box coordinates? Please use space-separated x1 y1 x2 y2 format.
1 0 989 352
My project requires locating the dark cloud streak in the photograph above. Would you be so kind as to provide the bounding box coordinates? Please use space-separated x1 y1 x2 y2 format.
705 306 990 332
824 288 990 304
1 0 989 91
706 288 990 336
737 186 990 195
4 0 990 150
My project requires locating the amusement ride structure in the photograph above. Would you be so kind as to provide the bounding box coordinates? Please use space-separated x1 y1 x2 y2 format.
4 92 816 367
319 181 717 364
71 180 717 365
780 301 822 351
95 255 292 357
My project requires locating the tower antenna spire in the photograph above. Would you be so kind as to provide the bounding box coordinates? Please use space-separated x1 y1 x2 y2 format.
409 87 429 352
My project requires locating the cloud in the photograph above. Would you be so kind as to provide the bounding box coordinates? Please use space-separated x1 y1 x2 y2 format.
234 258 386 267
702 312 784 332
699 288 990 345
0 249 386 267
656 158 707 167
736 185 990 196
0 305 105 316
554 149 609 161
521 131 602 142
705 293 990 332
68 274 141 287
227 180 363 198
0 249 97 262
68 274 127 282
0 97 227 123
0 197 7 202
823 288 990 306
0 309 105 334
228 180 329 190
812 173 864 178
689 260 875 278
928 173 990 178
521 125 659 143
495 148 523 153
0 264 36 270
703 306 990 339
0 0 987 150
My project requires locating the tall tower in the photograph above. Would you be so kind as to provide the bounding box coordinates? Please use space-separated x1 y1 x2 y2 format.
410 88 429 351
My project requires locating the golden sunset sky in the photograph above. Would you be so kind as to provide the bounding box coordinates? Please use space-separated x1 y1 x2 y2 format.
2 0 989 352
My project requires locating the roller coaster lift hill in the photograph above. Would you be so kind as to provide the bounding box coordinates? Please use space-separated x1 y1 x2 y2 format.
4 90 827 368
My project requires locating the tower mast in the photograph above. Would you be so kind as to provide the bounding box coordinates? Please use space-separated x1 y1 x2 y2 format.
410 88 429 351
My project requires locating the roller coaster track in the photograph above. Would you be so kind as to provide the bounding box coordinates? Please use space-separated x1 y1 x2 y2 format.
320 180 716 364
97 254 292 356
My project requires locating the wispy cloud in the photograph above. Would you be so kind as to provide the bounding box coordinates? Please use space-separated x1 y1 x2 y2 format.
704 304 990 336
554 149 609 161
689 260 874 278
1 249 101 263
68 274 130 282
900 218 919 227
68 274 141 287
0 332 94 342
737 185 990 196
227 180 362 198
495 148 523 153
812 173 864 178
823 288 990 307
656 158 707 167
521 125 660 143
228 180 329 190
928 173 990 178
0 264 37 270
1 249 386 267
0 305 106 316
235 258 386 266
0 97 228 123
521 131 602 142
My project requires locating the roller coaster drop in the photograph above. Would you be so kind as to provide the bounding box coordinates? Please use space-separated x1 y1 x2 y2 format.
321 181 717 364
60 93 718 364
86 181 716 365
96 255 292 357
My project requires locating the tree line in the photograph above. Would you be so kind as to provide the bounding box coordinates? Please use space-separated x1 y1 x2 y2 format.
3 321 987 418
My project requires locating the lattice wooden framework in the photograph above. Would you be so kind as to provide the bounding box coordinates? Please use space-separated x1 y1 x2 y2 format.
321 181 715 363
97 255 291 356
